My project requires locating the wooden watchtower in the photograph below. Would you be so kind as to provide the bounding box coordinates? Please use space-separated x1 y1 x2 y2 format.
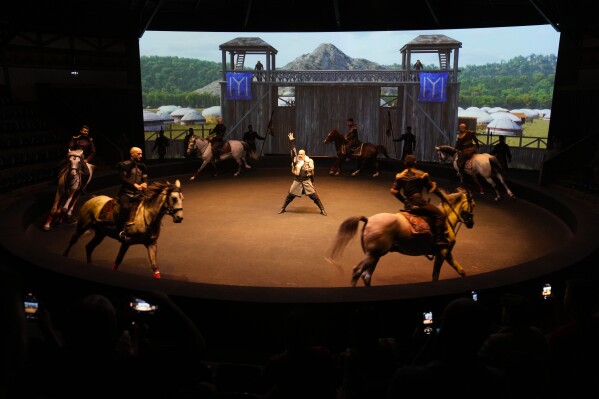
216 35 462 162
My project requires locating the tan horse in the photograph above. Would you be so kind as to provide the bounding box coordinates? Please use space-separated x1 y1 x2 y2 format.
323 128 390 177
186 135 255 180
435 145 516 201
63 180 184 279
43 149 93 231
326 188 475 286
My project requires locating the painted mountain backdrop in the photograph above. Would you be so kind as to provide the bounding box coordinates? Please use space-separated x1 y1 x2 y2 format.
140 43 556 109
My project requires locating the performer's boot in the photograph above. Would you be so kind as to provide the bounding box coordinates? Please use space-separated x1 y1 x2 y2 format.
310 194 327 216
118 204 138 243
433 224 450 247
278 194 295 214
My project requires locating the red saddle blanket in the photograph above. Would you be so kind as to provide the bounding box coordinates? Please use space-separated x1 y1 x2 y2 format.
98 199 119 223
399 211 432 235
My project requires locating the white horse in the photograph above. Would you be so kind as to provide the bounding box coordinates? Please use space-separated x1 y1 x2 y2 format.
186 136 256 180
435 145 516 201
43 149 93 231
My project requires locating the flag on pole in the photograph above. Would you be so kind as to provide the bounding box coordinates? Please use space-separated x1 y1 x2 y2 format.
225 72 253 100
418 72 448 102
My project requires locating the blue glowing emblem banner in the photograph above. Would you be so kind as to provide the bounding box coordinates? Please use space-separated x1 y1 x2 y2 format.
418 72 448 102
226 72 253 100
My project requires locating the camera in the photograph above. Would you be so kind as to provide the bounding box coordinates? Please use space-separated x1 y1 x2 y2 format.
23 293 39 320
471 290 478 302
542 283 552 300
422 311 434 335
130 297 158 314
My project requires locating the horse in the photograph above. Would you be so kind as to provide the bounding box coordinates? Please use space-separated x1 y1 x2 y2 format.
323 129 390 177
63 180 184 279
326 188 475 287
186 135 256 180
435 145 516 201
43 149 93 231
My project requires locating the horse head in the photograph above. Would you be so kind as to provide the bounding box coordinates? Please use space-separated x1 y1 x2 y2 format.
186 135 198 157
443 187 475 229
323 129 343 146
435 145 457 164
164 179 184 223
66 149 84 189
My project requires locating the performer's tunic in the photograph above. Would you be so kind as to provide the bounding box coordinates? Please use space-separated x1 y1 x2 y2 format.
288 156 315 196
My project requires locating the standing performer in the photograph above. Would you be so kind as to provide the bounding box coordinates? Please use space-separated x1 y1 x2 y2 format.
391 155 449 247
242 124 266 153
278 132 327 216
394 126 416 161
455 123 483 184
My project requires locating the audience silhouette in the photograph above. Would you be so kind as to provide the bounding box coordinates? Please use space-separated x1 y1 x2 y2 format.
386 297 510 399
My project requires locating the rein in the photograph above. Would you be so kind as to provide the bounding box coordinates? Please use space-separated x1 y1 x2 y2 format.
443 193 473 236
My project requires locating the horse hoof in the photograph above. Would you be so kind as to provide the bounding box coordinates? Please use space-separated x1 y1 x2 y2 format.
43 224 50 231
189 176 195 181
112 264 119 271
153 271 161 279
372 173 379 178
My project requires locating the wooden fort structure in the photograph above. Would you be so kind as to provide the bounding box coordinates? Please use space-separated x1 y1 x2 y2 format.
215 35 462 162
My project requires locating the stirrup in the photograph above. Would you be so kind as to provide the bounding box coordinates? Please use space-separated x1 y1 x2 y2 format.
118 230 130 243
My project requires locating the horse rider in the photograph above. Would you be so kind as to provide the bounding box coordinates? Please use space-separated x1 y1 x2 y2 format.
116 147 148 243
66 124 96 191
455 123 483 183
390 155 449 247
345 118 361 154
278 132 327 216
209 117 227 162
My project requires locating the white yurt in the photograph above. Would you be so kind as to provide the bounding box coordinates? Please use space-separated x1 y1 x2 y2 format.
180 109 206 125
487 118 523 136
170 107 194 123
142 110 164 132
201 106 221 118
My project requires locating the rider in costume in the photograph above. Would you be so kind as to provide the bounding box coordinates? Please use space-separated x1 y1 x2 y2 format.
116 147 148 242
209 117 227 162
67 124 96 191
278 132 327 216
455 123 483 184
345 118 361 154
390 155 449 247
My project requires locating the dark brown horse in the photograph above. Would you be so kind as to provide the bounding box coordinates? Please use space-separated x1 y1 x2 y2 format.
323 129 390 177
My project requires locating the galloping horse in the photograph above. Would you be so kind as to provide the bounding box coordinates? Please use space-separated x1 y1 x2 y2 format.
326 188 475 287
63 180 184 279
186 135 255 180
435 145 515 201
43 149 93 231
323 129 390 177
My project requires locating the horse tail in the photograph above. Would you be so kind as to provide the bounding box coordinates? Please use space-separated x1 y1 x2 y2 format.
376 145 390 159
326 216 368 262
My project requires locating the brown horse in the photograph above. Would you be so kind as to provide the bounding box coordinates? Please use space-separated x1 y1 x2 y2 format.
323 129 390 177
326 188 475 286
63 180 184 278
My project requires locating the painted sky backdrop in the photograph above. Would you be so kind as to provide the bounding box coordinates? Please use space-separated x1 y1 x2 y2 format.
140 25 560 68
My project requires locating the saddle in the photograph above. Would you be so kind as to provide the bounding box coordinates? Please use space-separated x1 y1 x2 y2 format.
98 199 119 223
342 142 364 156
399 211 432 235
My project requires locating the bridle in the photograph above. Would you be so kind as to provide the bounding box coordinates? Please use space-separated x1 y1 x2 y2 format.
444 190 475 236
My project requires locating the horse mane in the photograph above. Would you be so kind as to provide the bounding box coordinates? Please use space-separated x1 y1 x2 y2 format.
143 181 174 204
437 145 457 154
